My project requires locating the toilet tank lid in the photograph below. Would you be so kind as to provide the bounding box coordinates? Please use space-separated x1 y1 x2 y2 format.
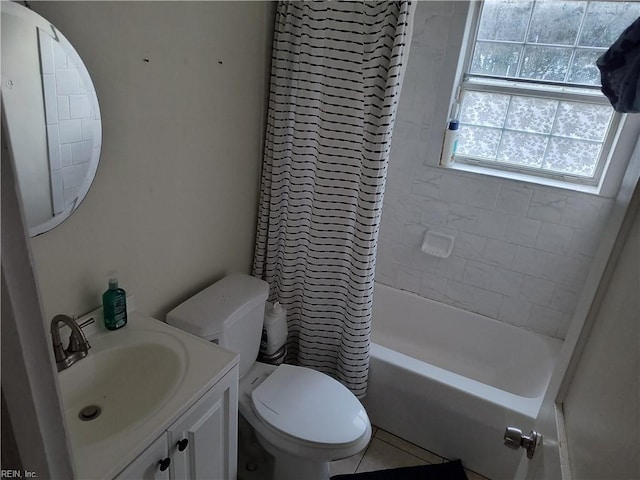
166 273 269 339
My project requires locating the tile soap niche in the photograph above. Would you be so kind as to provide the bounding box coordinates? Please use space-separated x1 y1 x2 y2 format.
421 230 454 258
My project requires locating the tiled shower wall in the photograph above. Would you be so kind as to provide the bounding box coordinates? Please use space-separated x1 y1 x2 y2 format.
375 2 614 339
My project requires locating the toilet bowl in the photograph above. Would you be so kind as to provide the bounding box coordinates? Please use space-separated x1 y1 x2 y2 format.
166 273 372 480
240 362 371 480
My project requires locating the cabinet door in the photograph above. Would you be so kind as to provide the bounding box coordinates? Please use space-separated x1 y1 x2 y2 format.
115 434 170 480
168 368 239 480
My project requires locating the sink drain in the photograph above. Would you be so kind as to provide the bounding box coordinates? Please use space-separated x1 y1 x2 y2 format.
79 405 101 421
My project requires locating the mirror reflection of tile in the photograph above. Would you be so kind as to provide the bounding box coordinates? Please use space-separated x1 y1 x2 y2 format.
39 32 97 213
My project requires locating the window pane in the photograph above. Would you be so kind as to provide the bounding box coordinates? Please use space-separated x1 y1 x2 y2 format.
458 1 627 184
457 125 502 159
544 138 601 176
497 131 547 167
527 1 586 46
472 1 640 87
505 96 557 134
471 42 521 77
553 102 613 141
580 2 640 48
519 45 572 81
567 49 605 85
460 91 510 128
477 0 533 42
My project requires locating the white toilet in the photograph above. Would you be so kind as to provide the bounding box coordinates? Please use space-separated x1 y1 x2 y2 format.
166 273 372 480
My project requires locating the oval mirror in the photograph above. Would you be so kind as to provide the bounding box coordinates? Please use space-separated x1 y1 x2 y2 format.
1 2 102 237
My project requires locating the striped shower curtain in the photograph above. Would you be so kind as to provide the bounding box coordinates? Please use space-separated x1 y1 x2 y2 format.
253 0 413 397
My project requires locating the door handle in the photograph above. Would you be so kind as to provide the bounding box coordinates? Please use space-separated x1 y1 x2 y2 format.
504 427 541 459
177 438 189 452
158 457 171 471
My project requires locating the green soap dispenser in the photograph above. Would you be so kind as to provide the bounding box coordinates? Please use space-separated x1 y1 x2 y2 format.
103 276 127 330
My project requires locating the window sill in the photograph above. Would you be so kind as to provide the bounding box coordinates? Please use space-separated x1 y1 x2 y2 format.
440 161 602 196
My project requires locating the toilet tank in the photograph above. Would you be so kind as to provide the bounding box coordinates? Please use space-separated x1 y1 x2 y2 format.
166 273 269 378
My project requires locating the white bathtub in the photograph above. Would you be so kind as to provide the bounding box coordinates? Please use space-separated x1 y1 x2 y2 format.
363 283 562 480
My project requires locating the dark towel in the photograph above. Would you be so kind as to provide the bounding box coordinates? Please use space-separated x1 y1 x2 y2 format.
331 459 469 480
597 16 640 113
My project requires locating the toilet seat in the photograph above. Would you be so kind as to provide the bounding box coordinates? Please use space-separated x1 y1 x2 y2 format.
250 364 369 447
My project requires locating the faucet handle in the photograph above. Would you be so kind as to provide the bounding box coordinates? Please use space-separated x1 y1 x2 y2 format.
67 319 91 352
68 331 90 352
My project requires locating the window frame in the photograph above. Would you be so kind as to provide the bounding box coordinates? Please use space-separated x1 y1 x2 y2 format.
448 0 632 192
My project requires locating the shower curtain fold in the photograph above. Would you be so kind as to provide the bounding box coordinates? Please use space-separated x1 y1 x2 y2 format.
253 0 412 397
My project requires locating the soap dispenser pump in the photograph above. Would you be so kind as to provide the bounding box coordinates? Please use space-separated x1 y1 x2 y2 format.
103 276 127 330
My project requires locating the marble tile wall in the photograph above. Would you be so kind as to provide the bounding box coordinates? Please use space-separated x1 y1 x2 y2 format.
375 2 613 339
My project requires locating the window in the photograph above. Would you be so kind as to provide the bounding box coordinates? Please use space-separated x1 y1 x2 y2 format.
452 0 640 187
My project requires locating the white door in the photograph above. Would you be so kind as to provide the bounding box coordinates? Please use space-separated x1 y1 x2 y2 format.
515 150 640 480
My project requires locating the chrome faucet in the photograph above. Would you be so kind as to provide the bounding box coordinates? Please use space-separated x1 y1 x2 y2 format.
50 314 91 372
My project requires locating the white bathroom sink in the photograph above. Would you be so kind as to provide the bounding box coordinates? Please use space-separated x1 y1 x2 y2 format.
56 310 239 479
58 330 187 447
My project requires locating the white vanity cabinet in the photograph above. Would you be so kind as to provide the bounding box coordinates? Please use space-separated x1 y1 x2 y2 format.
168 367 238 479
115 366 238 480
115 435 170 480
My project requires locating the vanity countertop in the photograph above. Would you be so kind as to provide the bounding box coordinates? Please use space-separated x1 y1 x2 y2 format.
57 307 238 479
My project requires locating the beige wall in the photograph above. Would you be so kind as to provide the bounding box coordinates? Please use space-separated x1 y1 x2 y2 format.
28 1 275 321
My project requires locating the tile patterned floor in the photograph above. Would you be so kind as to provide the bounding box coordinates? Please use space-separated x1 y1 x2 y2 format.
237 423 491 480
329 426 491 480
